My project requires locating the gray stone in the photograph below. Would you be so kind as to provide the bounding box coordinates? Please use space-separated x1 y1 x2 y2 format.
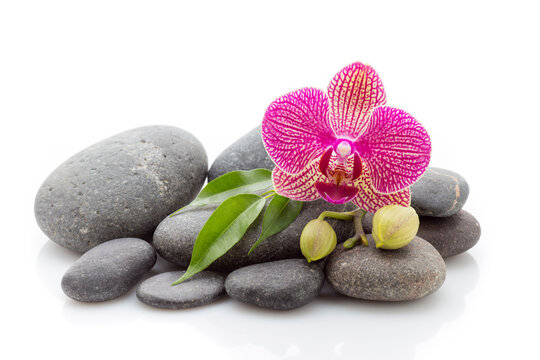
61 238 156 302
208 125 274 182
417 210 481 258
136 271 225 309
153 199 356 272
325 236 446 301
225 259 324 310
362 210 481 258
35 126 208 252
411 167 469 217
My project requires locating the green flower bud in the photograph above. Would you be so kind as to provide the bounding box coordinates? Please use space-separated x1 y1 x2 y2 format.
372 205 419 250
300 219 337 262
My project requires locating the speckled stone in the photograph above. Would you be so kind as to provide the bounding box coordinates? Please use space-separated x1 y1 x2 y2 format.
362 210 481 258
325 236 446 301
208 125 274 182
35 126 207 252
153 199 356 272
411 167 469 217
136 271 225 309
61 238 156 302
225 259 324 310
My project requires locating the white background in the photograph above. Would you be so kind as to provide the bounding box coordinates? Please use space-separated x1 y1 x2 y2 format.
1 1 538 359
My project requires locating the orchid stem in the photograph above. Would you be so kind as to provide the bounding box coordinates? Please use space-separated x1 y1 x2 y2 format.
263 193 276 200
260 189 276 197
343 209 368 249
317 211 355 221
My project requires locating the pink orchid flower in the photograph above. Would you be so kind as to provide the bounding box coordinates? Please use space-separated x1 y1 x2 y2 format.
262 62 431 213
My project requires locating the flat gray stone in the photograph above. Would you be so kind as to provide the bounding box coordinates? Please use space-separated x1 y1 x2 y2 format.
225 259 324 310
417 210 481 258
411 167 469 217
35 126 207 252
62 238 156 302
153 199 356 272
136 271 225 309
325 236 446 301
208 125 274 182
362 210 481 258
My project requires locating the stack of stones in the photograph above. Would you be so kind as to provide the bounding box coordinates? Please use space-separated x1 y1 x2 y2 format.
35 126 481 310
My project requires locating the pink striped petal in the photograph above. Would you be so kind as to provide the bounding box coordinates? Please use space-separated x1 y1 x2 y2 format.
351 163 411 213
327 63 387 139
356 106 431 194
272 164 323 201
262 88 336 175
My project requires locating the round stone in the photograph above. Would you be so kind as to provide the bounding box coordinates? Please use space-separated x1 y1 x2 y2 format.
61 238 156 302
153 199 356 272
325 236 446 301
35 126 207 252
417 210 481 258
411 167 469 217
207 125 274 182
136 271 225 309
225 259 324 310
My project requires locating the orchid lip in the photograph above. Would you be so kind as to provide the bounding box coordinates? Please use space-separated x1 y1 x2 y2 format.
315 182 359 204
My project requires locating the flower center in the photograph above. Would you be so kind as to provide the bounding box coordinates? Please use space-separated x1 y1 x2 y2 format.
336 140 352 158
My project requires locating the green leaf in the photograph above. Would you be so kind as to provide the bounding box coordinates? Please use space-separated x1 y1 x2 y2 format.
248 195 303 255
171 194 266 285
170 169 273 217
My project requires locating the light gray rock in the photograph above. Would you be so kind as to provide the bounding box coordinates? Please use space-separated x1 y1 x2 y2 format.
136 271 225 309
362 210 481 258
61 238 156 302
153 199 356 272
208 125 274 182
325 236 446 301
411 167 469 217
35 126 207 252
225 259 324 310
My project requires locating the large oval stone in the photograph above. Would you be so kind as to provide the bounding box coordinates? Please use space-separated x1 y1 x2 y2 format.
325 236 446 301
411 167 469 217
225 259 324 310
61 238 156 302
362 210 481 258
153 199 356 272
208 125 274 182
35 126 207 252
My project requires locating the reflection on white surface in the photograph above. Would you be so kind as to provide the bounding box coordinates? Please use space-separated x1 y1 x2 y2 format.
36 240 479 359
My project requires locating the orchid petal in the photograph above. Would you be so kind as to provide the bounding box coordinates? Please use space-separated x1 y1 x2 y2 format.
351 163 411 213
356 106 431 194
272 164 323 202
262 88 336 175
327 62 386 139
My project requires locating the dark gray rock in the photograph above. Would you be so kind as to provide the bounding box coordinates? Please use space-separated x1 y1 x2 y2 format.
411 167 469 217
35 126 207 252
325 236 446 301
136 271 225 309
225 259 324 310
208 125 274 182
362 210 480 258
417 210 481 258
153 199 356 272
61 238 156 302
